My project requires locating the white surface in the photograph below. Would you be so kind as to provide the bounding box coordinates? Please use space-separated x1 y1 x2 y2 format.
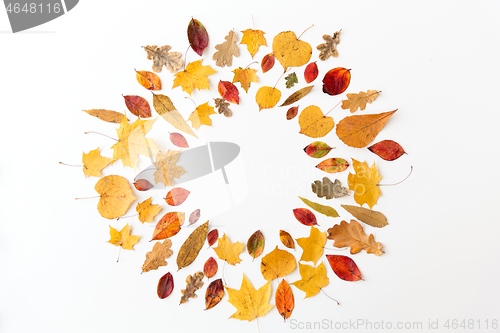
1 1 500 332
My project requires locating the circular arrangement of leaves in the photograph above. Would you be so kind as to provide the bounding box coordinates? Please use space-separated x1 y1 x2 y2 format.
68 18 409 324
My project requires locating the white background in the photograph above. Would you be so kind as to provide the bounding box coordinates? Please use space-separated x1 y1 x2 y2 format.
1 1 500 332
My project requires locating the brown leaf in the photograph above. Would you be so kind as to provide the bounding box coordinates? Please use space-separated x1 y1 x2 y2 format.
280 86 314 106
205 278 224 310
213 30 239 67
143 45 183 73
157 272 174 299
151 212 183 240
261 53 275 73
316 158 349 173
180 271 204 304
341 204 388 228
218 81 239 104
304 62 319 83
326 255 363 282
135 70 161 90
341 90 380 113
293 208 318 226
133 179 153 191
312 177 348 199
322 67 350 96
153 150 186 187
247 230 265 259
327 219 384 256
82 109 126 123
187 18 208 56
368 140 406 161
170 132 189 148
214 98 232 117
275 279 294 321
123 95 151 118
286 106 298 120
203 257 218 279
189 209 201 225
207 229 218 247
165 187 190 206
177 221 208 270
142 239 173 273
317 31 341 61
279 230 295 250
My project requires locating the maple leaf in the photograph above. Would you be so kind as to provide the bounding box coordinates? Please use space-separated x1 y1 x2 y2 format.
240 29 266 58
260 246 296 281
298 105 334 138
177 221 208 270
82 109 126 123
153 150 186 187
172 59 217 95
285 72 298 88
188 102 216 130
141 239 173 273
272 31 312 70
214 98 232 117
226 274 273 321
255 86 281 111
292 262 329 298
232 67 258 93
341 90 380 113
317 30 341 61
312 177 348 199
213 30 239 67
95 175 137 219
347 159 381 209
296 227 326 265
82 148 114 178
180 271 204 304
152 93 198 138
213 233 244 265
327 220 384 256
143 45 183 73
108 224 140 250
136 197 162 223
111 117 158 170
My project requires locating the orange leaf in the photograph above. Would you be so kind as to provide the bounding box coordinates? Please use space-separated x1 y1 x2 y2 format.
165 187 190 206
275 279 294 321
279 230 295 249
135 70 161 90
327 219 384 256
322 67 350 96
133 179 153 191
218 80 240 104
205 278 224 310
261 53 275 73
286 106 298 120
203 257 218 279
304 62 318 83
151 212 184 240
316 158 349 173
207 229 218 247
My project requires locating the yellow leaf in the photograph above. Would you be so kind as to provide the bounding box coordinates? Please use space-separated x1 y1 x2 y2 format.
226 274 273 321
142 239 173 273
232 67 258 93
240 29 266 58
172 59 217 95
213 30 239 67
95 175 137 219
82 109 126 123
327 219 384 256
82 148 114 178
176 221 209 270
255 86 281 111
152 93 198 138
291 262 329 298
188 102 216 130
213 233 243 265
153 150 186 187
108 224 140 250
341 90 380 113
136 197 162 223
347 159 382 209
260 246 296 281
298 105 334 138
296 227 326 265
272 31 312 70
111 117 159 170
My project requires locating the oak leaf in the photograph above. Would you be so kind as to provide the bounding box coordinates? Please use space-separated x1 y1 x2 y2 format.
298 196 339 218
213 233 244 265
152 93 198 138
240 29 266 58
317 31 341 61
275 279 294 322
153 150 186 187
326 255 362 282
136 197 162 223
188 18 209 56
232 67 258 93
123 95 151 118
177 221 208 270
285 72 298 88
341 90 380 113
188 102 216 130
260 246 296 281
205 278 224 310
214 98 232 117
298 105 334 138
292 262 329 298
157 272 174 299
82 109 126 123
180 271 204 304
142 239 173 273
82 148 114 178
341 204 388 228
95 175 137 219
255 86 281 111
108 224 140 250
213 30 239 67
280 85 313 106
247 230 265 260
172 59 217 95
327 220 384 256
135 70 161 90
312 177 348 199
226 274 273 321
143 45 183 73
347 159 381 209
296 226 326 265
151 212 183 240
272 31 312 69
368 140 406 161
279 230 295 250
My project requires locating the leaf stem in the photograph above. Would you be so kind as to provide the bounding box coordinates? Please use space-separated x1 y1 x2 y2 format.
320 288 339 305
75 196 100 200
244 61 258 69
84 131 118 141
185 96 197 108
184 45 190 71
59 162 83 167
117 213 139 220
378 166 413 186
298 24 314 40
324 100 342 117
274 69 291 89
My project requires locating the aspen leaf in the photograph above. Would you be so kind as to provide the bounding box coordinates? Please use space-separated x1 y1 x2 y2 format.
205 278 224 310
136 197 162 223
261 53 275 73
281 85 314 107
293 208 318 226
341 90 380 113
135 70 161 90
172 59 217 95
213 30 239 67
108 224 140 250
188 209 201 225
142 239 173 273
169 132 189 148
188 102 216 130
133 179 153 191
312 177 348 199
292 262 329 298
213 233 244 265
303 141 333 158
165 187 190 206
316 158 349 173
188 18 209 56
203 257 218 279
368 140 406 161
327 220 384 256
247 230 265 260
151 212 183 240
255 86 281 111
285 72 298 88
240 29 266 58
153 93 198 138
180 271 204 304
95 175 137 219
286 106 298 120
82 109 126 123
218 81 239 104
157 272 174 299
275 279 294 321
326 255 363 282
272 31 312 70
226 274 273 321
298 105 334 138
336 110 397 148
207 229 218 247
232 67 258 93
177 221 208 270
260 246 296 281
341 204 388 228
153 150 186 187
317 31 341 61
123 95 151 118
82 148 114 178
143 45 183 73
298 196 339 218
296 226 326 265
347 159 381 209
304 62 319 83
322 67 350 96
280 230 295 250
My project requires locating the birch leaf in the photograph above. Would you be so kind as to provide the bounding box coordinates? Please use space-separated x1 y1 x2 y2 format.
95 175 137 219
260 246 296 281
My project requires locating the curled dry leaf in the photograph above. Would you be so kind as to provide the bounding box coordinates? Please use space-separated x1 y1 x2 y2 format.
286 106 298 120
136 197 162 223
172 59 217 96
293 208 318 226
189 208 201 225
169 132 189 148
177 221 208 270
292 262 329 298
143 45 183 73
240 29 266 58
213 30 239 67
151 212 184 240
279 230 295 250
157 272 174 299
153 150 186 187
298 196 339 218
108 224 140 250
317 31 341 61
153 93 198 138
165 187 190 206
275 279 294 322
327 219 384 256
207 229 218 247
316 158 349 173
82 109 126 124
232 67 258 93
180 271 204 304
214 98 232 117
218 81 239 104
135 70 161 90
123 95 151 118
298 105 334 138
272 31 312 69
303 141 333 158
322 67 350 96
341 204 388 228
205 278 224 310
347 159 381 209
187 18 209 56
188 102 217 130
368 139 406 161
142 239 173 273
312 177 349 199
133 179 153 191
95 175 137 219
341 90 380 113
304 62 319 83
226 274 273 322
247 230 265 260
255 86 281 111
260 246 296 281
213 233 244 265
203 257 218 279
285 72 298 88
82 148 114 178
261 53 275 73
296 226 326 265
280 85 314 107
326 255 362 282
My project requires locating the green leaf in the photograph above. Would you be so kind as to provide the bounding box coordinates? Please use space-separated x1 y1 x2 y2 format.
285 72 298 88
304 141 333 158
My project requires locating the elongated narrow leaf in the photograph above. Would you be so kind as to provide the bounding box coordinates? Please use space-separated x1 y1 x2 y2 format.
298 196 339 218
152 93 198 138
341 204 388 228
326 255 363 281
275 279 294 321
316 158 349 173
304 141 333 158
293 208 318 226
177 221 209 270
280 86 314 106
82 109 126 123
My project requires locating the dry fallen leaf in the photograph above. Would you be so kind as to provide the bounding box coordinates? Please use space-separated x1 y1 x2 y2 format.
341 90 380 113
213 233 244 265
188 102 217 130
157 272 174 299
286 106 299 120
203 257 218 279
296 226 326 265
82 109 126 123
108 224 140 250
317 31 341 61
280 86 314 107
327 219 384 256
312 177 348 199
142 239 173 273
275 279 294 322
298 196 339 218
205 278 224 310
273 31 312 70
151 212 184 240
180 271 204 304
123 95 151 118
95 175 137 219
232 67 258 93
247 230 265 260
214 98 232 117
136 70 161 90
82 148 114 178
260 246 296 281
285 72 298 88
170 132 189 148
143 45 183 73
316 158 349 173
177 221 208 270
261 53 275 73
136 197 162 223
226 274 273 321
188 18 209 56
303 141 333 158
292 262 329 298
207 229 218 247
293 208 318 226
189 209 201 225
255 86 281 111
153 93 198 138
341 204 388 228
213 30 239 67
304 62 319 83
326 255 362 282
218 81 239 104
153 150 186 187
240 29 266 58
322 67 351 96
172 59 217 95
298 105 334 138
347 159 381 209
165 187 190 206
133 179 153 191
368 140 406 161
279 230 295 250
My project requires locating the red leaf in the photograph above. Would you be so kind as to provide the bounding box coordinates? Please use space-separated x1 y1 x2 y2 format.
261 53 275 73
157 272 174 299
205 278 224 310
133 179 153 191
304 62 319 84
218 81 240 104
368 140 406 161
170 132 189 148
165 187 190 206
293 208 318 226
123 95 151 118
207 229 218 247
203 257 218 279
322 67 351 96
316 158 349 173
187 18 209 56
286 106 298 120
326 255 363 281
304 141 333 158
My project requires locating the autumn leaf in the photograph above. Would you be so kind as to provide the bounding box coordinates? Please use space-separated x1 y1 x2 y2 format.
214 98 232 117
260 246 296 281
341 204 388 228
142 239 173 273
177 221 208 270
111 117 158 170
293 208 318 226
327 220 384 256
247 230 265 260
368 140 406 161
165 187 190 206
136 70 161 90
272 31 312 70
157 272 174 299
304 62 319 83
82 109 126 123
213 233 244 265
95 175 137 219
240 29 266 58
226 274 273 321
123 95 151 118
232 67 258 93
285 72 298 88
261 53 275 73
275 279 294 321
286 106 298 120
152 93 198 138
143 45 183 73
298 196 339 218
326 255 363 282
108 224 140 250
347 159 381 209
303 141 333 158
280 85 313 106
136 197 162 223
298 105 334 138
188 18 209 56
280 230 295 250
188 102 216 130
203 257 218 279
172 59 217 95
133 179 153 191
205 278 224 310
207 229 218 247
312 177 348 199
322 67 350 96
151 212 183 240
341 90 380 113
170 132 189 148
180 271 204 304
213 30 239 67
296 226 326 265
189 209 201 225
218 81 239 104
317 31 341 61
336 110 397 148
316 158 349 173
292 262 329 298
81 148 114 178
255 86 281 111
153 150 186 187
